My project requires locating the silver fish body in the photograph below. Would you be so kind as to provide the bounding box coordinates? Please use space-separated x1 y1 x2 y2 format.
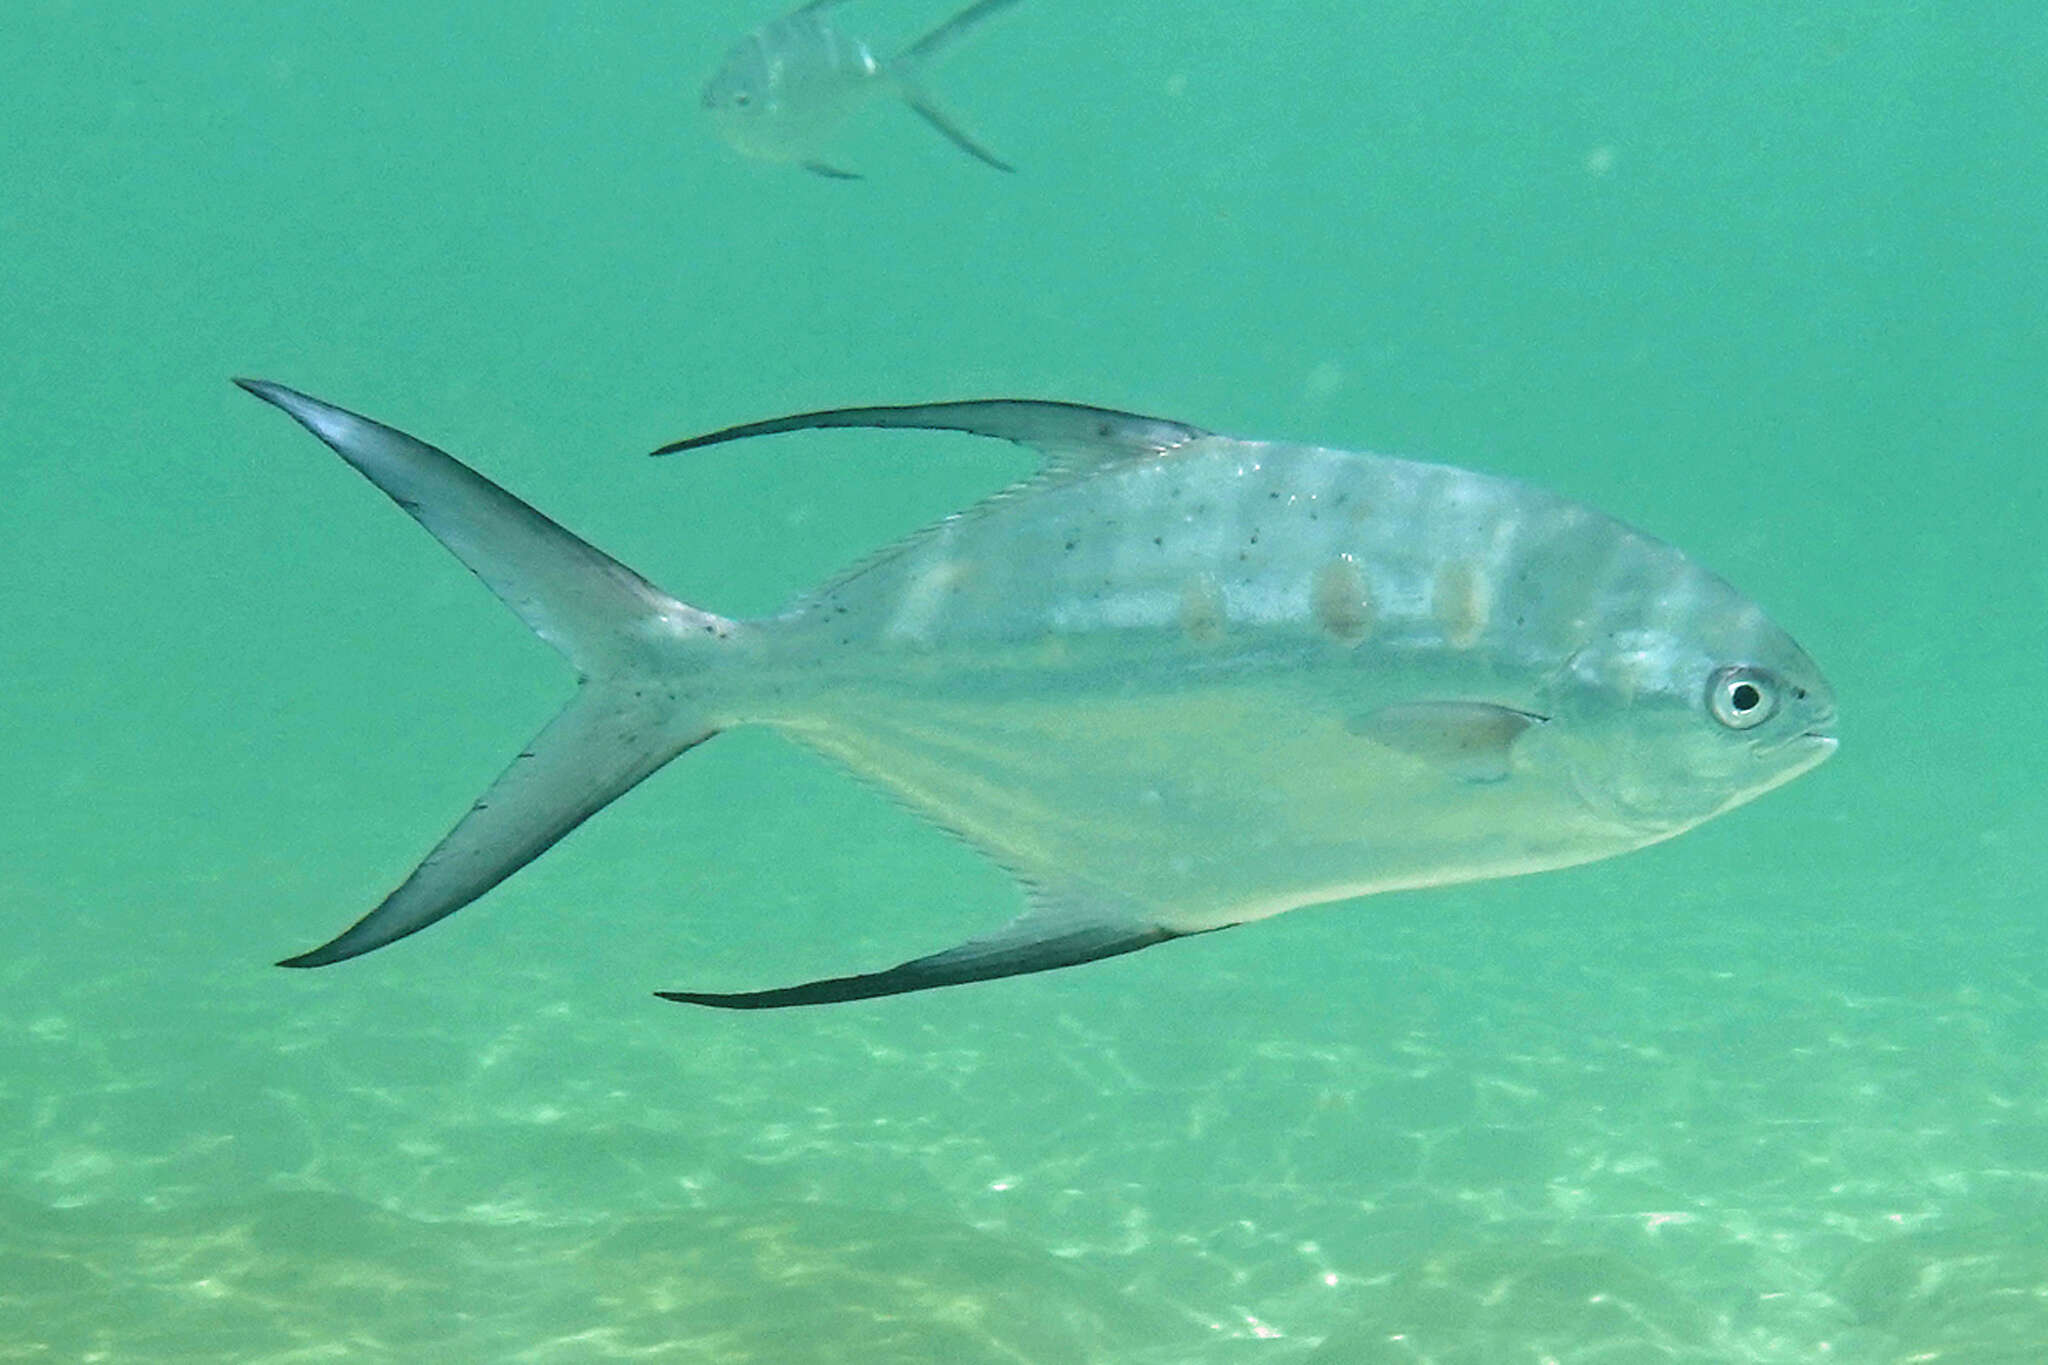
237 386 1837 1008
704 6 883 162
745 434 1835 932
703 0 1021 177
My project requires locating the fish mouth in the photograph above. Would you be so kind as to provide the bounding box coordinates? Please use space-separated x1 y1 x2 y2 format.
1756 726 1835 756
1798 708 1839 751
1752 727 1835 774
1783 730 1839 770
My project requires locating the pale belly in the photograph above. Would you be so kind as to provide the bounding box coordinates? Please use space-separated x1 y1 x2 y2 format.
769 637 1641 932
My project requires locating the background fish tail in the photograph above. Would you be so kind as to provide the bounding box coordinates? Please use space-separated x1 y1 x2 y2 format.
237 380 733 966
892 0 1022 171
898 89 1014 172
897 0 1024 67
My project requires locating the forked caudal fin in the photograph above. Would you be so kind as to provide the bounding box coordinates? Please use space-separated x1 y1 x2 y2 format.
236 380 732 968
892 0 1026 173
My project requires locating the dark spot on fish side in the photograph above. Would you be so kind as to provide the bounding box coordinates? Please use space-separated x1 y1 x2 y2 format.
1179 575 1226 643
1312 558 1374 644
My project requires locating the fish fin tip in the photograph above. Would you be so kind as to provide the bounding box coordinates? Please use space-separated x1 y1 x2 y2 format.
276 928 377 970
802 160 863 180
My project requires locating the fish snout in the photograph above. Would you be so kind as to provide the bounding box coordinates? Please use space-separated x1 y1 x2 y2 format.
1793 696 1839 750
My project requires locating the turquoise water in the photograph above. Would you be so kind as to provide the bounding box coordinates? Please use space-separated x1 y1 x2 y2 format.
4 1 2044 1359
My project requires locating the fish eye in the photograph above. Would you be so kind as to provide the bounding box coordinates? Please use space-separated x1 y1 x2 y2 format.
1705 665 1779 730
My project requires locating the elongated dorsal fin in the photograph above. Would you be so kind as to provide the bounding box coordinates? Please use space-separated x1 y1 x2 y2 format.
650 399 1208 475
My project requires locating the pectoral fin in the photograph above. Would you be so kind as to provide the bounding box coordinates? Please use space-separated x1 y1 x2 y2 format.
1346 701 1546 784
658 888 1206 1009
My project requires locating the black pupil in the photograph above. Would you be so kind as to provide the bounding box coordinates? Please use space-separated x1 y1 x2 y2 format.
1731 682 1761 712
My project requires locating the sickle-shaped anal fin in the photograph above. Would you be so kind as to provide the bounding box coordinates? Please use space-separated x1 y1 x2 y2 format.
659 887 1224 1009
658 924 1186 1010
650 399 1208 475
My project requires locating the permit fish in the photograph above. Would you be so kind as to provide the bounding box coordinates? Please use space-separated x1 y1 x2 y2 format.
702 0 1021 179
235 381 1838 1009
